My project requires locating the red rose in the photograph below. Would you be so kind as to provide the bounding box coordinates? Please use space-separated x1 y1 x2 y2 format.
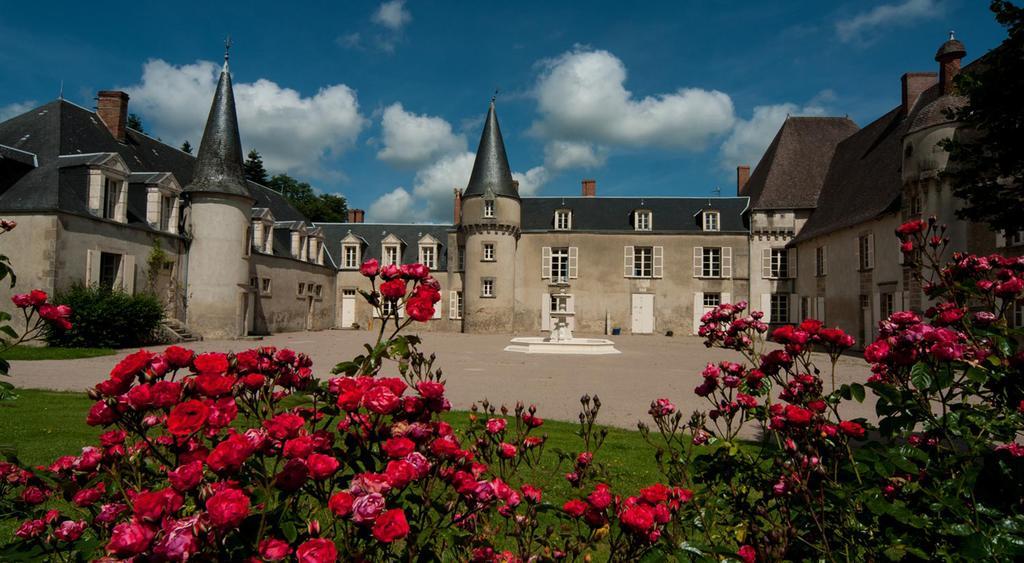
522 484 542 504
195 373 235 398
359 258 380 277
259 538 293 561
839 420 866 439
193 352 229 374
206 488 250 529
207 397 239 429
351 492 385 524
163 346 194 368
296 538 338 563
263 412 307 440
485 418 507 434
86 400 118 426
106 520 156 556
896 219 925 236
166 400 209 437
382 437 415 458
416 381 445 399
639 483 668 504
405 296 435 322
380 263 401 279
384 460 416 488
207 434 254 475
864 340 890 363
379 279 407 300
587 484 613 510
372 509 410 543
307 453 341 481
274 458 309 492
328 491 355 517
150 381 183 408
363 385 401 414
737 545 757 563
283 435 316 459
125 384 154 410
53 520 87 542
498 442 517 459
620 504 655 533
430 436 461 458
402 263 430 280
168 461 204 492
72 485 104 507
783 405 813 426
563 499 588 518
110 350 154 381
133 489 174 522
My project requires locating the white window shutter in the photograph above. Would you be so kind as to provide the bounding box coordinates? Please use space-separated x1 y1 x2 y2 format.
760 293 772 323
996 231 1008 248
624 246 634 277
568 247 578 279
721 247 732 279
816 297 825 322
692 292 703 335
692 247 702 278
121 255 136 294
652 246 663 278
721 292 731 305
86 249 100 286
787 248 797 279
433 296 442 319
541 294 551 331
449 291 458 319
867 234 875 269
789 293 800 323
762 248 772 279
541 247 551 279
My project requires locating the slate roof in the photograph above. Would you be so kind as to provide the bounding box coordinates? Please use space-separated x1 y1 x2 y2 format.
463 101 518 199
0 99 305 229
520 196 749 233
317 223 452 270
185 62 251 198
744 117 859 210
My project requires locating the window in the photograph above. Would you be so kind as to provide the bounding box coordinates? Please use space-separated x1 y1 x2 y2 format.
160 195 175 231
484 200 495 218
250 277 258 288
703 293 721 308
99 252 121 289
771 294 790 324
482 243 495 261
1010 231 1024 247
315 284 323 298
261 278 272 294
381 299 395 317
634 210 652 231
102 178 119 220
632 247 653 277
909 193 922 216
765 248 789 279
702 248 722 278
383 244 400 266
1014 302 1024 328
244 226 252 257
554 210 572 230
457 246 466 271
481 278 494 298
550 247 570 283
815 246 827 277
343 244 360 269
858 235 873 271
880 292 895 320
702 211 720 232
298 282 306 296
419 245 437 270
450 291 464 319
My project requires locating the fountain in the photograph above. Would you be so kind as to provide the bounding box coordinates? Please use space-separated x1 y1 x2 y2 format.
505 285 620 355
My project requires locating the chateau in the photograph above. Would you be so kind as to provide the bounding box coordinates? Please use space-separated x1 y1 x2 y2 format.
0 35 1018 344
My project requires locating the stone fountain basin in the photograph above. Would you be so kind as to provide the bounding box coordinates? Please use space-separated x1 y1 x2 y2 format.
504 337 621 355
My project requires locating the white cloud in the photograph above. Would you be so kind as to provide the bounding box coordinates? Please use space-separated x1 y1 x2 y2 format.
719 99 828 172
123 59 367 178
531 48 735 150
513 166 549 196
373 0 411 31
0 101 36 122
368 186 416 222
377 103 467 168
836 0 943 43
543 140 607 171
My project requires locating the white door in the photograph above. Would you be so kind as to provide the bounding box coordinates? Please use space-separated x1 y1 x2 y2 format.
341 289 356 328
631 294 654 334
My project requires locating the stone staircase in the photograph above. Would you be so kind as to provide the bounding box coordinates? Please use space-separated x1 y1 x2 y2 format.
162 318 201 343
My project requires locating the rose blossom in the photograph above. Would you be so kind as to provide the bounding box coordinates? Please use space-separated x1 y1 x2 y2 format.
372 508 410 542
260 538 293 561
351 492 386 524
106 520 156 557
206 488 251 529
328 491 355 517
359 258 380 277
296 538 338 563
166 400 209 437
307 453 341 480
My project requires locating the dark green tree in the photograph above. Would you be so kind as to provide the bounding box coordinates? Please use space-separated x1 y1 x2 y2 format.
244 149 269 184
267 173 348 222
127 113 144 133
942 0 1024 233
180 140 193 154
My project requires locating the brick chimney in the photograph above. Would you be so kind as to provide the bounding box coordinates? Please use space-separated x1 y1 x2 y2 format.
453 188 463 224
347 209 365 223
581 179 596 197
935 33 967 96
901 72 937 113
97 91 130 142
736 165 750 195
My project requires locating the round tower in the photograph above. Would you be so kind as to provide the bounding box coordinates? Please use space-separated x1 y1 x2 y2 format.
183 53 254 339
460 101 521 333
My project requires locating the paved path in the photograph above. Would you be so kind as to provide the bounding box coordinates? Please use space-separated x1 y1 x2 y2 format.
7 330 875 432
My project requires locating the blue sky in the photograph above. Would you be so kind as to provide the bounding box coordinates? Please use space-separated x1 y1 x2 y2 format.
0 0 1008 222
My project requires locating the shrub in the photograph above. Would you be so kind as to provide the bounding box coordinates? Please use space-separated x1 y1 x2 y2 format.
45 285 162 349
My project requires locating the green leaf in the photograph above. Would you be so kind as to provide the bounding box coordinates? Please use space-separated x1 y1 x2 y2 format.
910 362 933 391
966 366 989 384
850 383 866 402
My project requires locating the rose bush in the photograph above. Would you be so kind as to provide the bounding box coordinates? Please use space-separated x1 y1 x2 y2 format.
3 214 1024 561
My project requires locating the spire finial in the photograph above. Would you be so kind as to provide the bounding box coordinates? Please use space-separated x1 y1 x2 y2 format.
224 35 232 65
491 88 499 104
949 29 955 41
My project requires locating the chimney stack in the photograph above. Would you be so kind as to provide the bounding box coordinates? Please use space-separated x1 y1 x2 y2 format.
453 188 463 224
736 166 750 195
581 179 596 197
96 91 130 142
935 32 967 96
347 209 365 223
901 72 937 114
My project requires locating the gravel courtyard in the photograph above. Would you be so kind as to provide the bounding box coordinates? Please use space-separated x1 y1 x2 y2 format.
7 329 875 432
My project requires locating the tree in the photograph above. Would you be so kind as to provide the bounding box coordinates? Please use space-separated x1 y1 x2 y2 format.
244 149 268 184
266 173 348 223
180 140 193 154
942 0 1024 234
126 113 144 133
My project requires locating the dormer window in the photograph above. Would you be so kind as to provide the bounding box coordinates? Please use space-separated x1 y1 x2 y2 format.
102 177 120 220
383 244 400 266
702 211 720 232
160 195 176 231
419 245 437 269
634 210 652 231
342 243 360 269
484 200 495 218
554 210 572 231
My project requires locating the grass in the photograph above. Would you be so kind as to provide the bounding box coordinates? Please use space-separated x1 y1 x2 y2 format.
0 346 115 361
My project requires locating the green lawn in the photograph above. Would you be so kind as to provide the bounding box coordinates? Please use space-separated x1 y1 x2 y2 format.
0 346 115 361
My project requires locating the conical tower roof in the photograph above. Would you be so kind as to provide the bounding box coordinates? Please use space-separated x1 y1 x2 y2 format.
464 101 518 199
184 59 252 199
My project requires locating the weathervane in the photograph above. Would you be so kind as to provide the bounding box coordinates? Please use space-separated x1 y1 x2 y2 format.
949 29 956 41
492 88 499 104
713 186 722 197
224 35 232 63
